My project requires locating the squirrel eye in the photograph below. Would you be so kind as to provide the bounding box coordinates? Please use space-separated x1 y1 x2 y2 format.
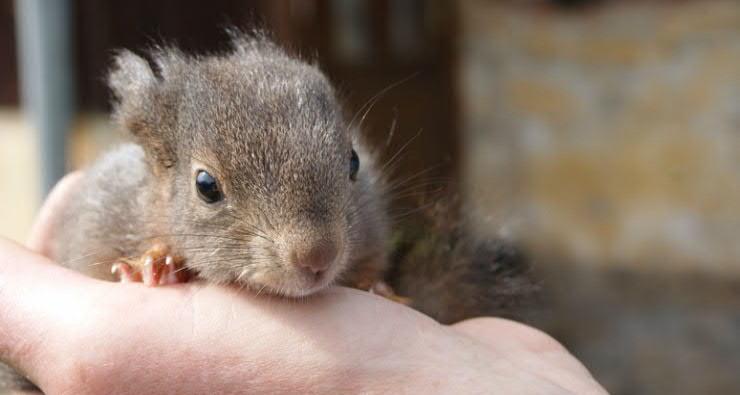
195 170 223 203
349 149 360 181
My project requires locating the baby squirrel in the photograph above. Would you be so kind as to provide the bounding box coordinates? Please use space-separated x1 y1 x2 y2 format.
56 34 392 297
1 33 536 391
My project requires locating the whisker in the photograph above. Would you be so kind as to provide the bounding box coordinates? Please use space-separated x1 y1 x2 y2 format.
347 73 419 133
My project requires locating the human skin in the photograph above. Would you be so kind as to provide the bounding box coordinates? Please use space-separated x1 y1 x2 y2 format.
0 174 607 394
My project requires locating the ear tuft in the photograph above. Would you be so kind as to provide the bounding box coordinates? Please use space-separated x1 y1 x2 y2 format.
150 45 186 81
228 28 282 58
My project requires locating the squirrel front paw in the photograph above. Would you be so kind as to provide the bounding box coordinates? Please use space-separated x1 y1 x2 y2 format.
111 243 188 286
370 281 412 306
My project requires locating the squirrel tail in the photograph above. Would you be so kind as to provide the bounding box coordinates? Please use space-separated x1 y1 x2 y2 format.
386 197 538 324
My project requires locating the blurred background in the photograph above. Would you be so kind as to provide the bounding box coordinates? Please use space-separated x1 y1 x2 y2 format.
0 0 738 393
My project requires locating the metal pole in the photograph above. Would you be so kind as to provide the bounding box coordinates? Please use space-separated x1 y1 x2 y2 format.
15 0 74 197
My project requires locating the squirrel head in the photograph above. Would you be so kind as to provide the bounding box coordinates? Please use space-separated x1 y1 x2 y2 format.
108 33 374 296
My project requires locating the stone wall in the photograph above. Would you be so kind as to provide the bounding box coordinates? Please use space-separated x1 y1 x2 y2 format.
462 0 740 274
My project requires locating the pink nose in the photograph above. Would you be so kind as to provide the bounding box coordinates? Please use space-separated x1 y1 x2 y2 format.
291 242 337 275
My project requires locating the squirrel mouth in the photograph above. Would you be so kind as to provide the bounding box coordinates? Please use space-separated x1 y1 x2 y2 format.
241 267 335 298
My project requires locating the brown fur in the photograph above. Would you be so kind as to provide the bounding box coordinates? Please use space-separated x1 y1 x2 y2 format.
387 196 538 324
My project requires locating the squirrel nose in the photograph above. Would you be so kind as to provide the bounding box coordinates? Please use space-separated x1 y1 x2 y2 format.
291 242 338 275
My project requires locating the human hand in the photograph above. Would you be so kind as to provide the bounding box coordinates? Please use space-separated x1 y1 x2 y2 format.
0 174 606 394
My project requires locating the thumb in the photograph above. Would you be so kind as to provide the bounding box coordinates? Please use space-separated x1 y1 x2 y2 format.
26 172 84 256
0 238 99 387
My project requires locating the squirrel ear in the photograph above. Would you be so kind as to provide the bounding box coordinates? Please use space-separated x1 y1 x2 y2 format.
108 50 177 169
108 50 157 102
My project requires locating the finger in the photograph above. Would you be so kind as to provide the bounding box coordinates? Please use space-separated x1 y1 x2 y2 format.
26 172 84 256
452 317 607 394
0 238 98 385
452 317 568 353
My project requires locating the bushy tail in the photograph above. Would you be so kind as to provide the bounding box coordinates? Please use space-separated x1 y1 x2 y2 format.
386 197 538 324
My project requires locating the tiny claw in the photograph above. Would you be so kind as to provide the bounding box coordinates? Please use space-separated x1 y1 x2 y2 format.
370 281 393 295
112 262 141 283
143 256 165 286
370 281 412 306
112 244 187 286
